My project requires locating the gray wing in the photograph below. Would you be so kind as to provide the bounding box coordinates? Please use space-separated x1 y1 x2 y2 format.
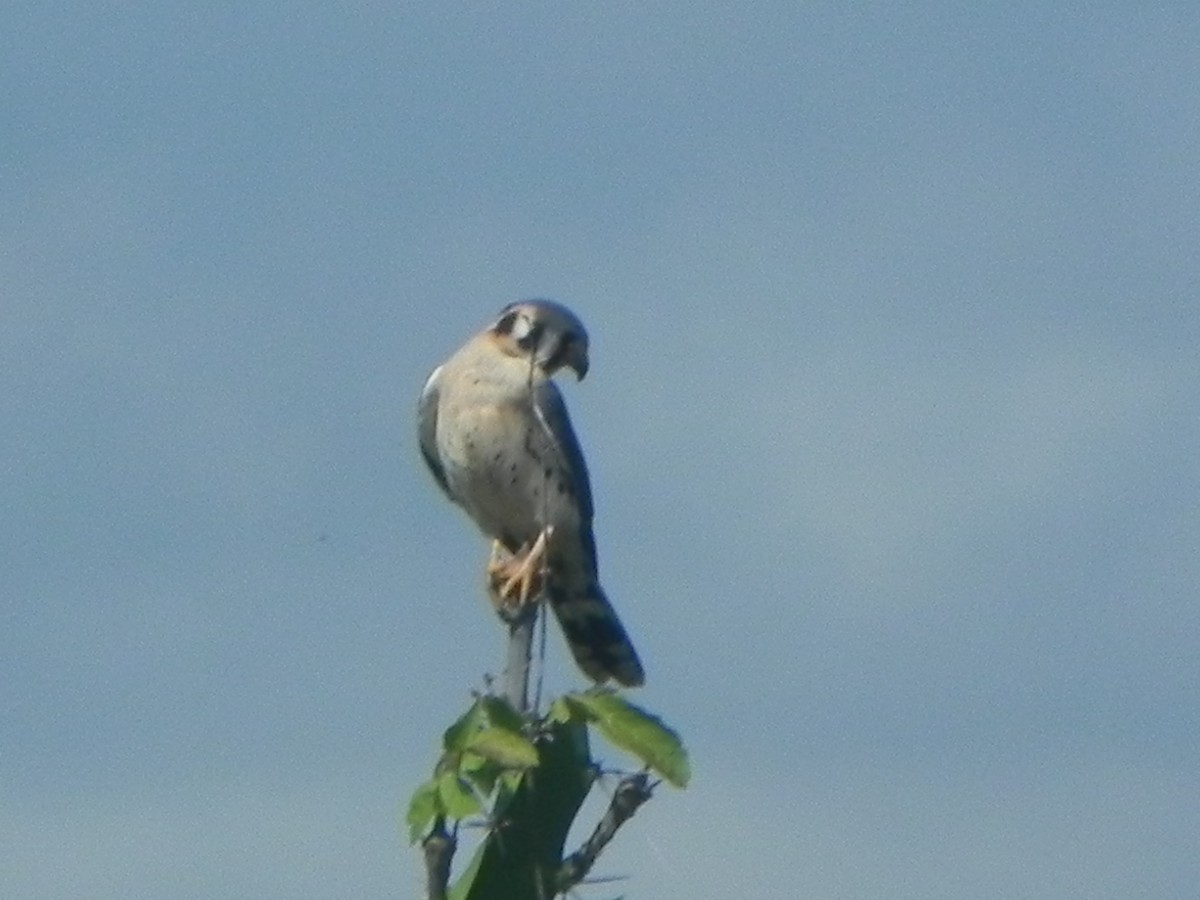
532 382 643 683
533 379 594 521
533 378 597 571
417 364 451 497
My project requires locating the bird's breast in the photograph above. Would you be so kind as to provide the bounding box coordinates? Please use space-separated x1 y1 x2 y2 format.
437 401 550 546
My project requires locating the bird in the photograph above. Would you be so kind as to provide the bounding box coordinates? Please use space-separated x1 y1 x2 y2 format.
417 299 645 687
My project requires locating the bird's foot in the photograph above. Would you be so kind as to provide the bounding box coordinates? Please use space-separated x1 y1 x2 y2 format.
486 527 553 617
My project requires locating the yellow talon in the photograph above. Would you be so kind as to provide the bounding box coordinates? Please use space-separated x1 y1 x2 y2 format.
487 527 554 609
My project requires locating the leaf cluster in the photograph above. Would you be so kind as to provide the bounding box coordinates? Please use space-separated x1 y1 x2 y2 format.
407 690 688 844
407 695 539 844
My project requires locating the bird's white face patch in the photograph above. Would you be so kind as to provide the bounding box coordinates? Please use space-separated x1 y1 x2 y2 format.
507 310 535 343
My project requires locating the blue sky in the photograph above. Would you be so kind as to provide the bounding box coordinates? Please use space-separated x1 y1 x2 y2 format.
4 3 1198 897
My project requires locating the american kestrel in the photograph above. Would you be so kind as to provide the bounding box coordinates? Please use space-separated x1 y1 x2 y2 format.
417 300 645 687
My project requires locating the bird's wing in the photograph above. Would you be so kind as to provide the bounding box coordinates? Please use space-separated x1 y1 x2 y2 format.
530 382 644 686
417 364 452 498
531 377 595 523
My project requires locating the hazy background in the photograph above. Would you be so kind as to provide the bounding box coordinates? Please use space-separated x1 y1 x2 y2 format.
4 3 1198 897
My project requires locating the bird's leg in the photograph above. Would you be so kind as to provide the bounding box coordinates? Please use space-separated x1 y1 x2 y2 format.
486 527 554 612
485 540 513 586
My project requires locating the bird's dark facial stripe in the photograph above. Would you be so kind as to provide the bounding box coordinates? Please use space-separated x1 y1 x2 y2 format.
494 309 520 335
515 320 544 353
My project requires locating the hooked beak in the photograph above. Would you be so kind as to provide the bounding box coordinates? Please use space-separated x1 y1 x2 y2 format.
564 343 589 380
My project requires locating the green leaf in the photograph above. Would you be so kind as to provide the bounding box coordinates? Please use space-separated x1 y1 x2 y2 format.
405 779 442 844
547 696 582 725
437 771 482 820
566 691 691 788
458 749 491 773
465 726 539 770
498 768 525 795
459 752 503 798
478 695 526 733
442 699 489 752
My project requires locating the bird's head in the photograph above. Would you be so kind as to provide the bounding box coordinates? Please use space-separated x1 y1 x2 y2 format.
490 299 590 380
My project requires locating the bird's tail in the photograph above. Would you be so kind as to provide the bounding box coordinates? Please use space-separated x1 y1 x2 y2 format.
549 582 645 687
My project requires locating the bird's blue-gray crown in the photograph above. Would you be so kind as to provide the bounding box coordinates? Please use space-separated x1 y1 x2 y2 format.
491 299 590 380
